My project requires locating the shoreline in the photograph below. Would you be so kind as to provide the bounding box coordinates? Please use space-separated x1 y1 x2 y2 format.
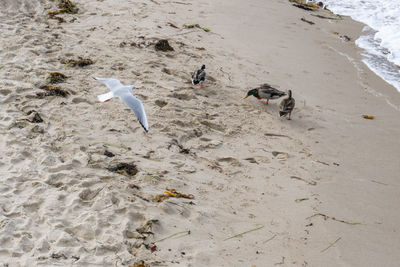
323 0 400 94
0 0 399 266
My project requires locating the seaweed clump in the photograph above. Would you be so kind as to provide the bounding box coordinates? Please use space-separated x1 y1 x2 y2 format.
37 85 70 98
289 0 321 10
184 24 211 32
47 72 68 84
132 262 150 267
61 57 94 67
58 0 79 14
48 0 78 17
154 188 194 202
48 15 66 23
155 40 174 52
107 163 138 177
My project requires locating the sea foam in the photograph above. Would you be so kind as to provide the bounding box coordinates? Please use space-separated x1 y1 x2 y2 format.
322 0 400 92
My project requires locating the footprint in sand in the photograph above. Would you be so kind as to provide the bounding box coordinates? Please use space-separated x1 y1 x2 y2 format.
72 97 93 104
168 92 197 101
217 157 241 167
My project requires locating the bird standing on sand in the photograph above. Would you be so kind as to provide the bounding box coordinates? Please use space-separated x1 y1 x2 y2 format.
94 77 149 132
191 64 206 88
244 83 286 104
279 90 295 120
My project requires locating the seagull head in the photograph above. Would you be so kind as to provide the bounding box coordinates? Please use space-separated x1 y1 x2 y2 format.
127 85 136 92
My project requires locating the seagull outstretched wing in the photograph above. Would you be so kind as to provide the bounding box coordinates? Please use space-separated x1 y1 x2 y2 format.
94 77 123 91
119 91 149 132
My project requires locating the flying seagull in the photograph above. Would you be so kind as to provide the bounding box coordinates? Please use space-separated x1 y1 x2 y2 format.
94 77 149 132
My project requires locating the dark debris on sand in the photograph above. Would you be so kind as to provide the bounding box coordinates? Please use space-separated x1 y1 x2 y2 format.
289 0 321 10
31 112 44 123
107 163 138 177
104 150 115 157
168 139 191 154
58 0 79 14
48 0 79 17
47 72 68 84
37 85 70 98
155 40 174 52
184 24 211 32
61 57 94 67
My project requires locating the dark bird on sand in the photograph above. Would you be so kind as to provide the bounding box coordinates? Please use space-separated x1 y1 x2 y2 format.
191 64 206 88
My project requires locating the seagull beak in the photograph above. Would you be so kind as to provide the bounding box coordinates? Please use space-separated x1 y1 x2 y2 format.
244 94 249 99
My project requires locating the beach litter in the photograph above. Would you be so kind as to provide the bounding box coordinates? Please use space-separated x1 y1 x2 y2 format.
154 188 194 202
363 115 375 120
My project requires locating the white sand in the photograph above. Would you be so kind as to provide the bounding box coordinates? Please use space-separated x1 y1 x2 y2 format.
1 0 399 266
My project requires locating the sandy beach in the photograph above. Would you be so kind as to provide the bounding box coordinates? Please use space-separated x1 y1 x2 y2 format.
1 0 399 266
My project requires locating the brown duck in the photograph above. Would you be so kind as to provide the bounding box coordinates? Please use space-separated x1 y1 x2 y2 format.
279 90 295 120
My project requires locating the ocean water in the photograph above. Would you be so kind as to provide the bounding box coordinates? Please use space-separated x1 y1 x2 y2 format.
322 0 400 92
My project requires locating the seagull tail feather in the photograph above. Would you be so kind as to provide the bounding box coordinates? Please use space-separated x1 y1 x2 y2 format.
97 91 114 102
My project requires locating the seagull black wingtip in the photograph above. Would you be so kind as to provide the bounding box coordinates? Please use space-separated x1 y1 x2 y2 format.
139 121 149 133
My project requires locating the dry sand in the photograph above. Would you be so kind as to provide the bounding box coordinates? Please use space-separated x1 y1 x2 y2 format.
0 0 399 266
